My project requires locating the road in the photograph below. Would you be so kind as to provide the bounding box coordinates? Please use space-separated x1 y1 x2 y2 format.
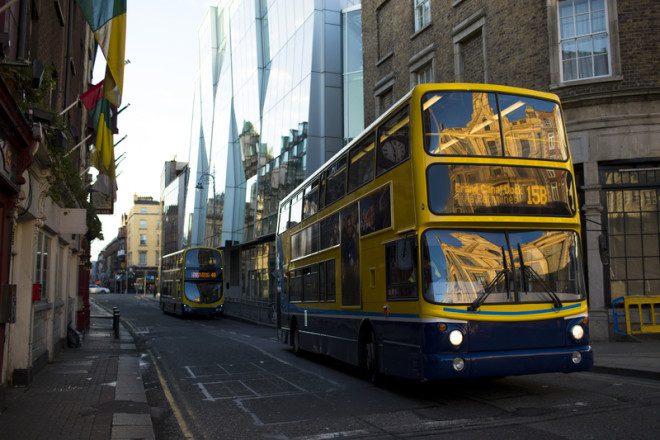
93 294 660 440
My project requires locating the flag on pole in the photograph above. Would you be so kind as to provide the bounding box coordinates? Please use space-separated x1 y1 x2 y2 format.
75 0 126 106
90 98 116 178
80 81 104 111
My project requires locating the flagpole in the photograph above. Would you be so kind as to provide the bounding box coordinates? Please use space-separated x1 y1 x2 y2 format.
64 134 92 158
0 0 19 14
114 134 127 147
59 99 79 116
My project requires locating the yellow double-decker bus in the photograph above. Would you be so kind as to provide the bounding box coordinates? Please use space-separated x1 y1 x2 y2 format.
275 83 592 381
160 247 224 317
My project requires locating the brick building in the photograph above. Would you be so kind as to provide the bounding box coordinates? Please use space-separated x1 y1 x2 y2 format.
0 0 98 388
361 0 659 340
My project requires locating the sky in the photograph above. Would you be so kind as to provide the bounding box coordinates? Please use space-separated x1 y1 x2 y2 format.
90 1 216 259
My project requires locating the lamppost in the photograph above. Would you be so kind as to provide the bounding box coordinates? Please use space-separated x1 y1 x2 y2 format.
196 172 217 247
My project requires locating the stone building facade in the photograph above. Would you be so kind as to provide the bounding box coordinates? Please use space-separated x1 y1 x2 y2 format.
361 0 659 340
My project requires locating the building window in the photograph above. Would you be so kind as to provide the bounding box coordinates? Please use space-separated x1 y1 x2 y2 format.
376 87 393 116
140 234 147 246
412 61 433 85
140 207 147 213
413 0 431 32
34 230 52 301
452 13 487 83
558 0 610 81
139 219 147 229
139 251 147 266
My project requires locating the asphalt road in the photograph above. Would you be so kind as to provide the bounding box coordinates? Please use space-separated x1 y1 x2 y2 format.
94 294 660 440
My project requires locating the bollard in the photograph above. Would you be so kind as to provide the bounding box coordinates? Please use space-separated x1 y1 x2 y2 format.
112 307 120 339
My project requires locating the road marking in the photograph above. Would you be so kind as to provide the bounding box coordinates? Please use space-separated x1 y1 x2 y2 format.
184 366 197 379
294 430 370 440
121 318 196 439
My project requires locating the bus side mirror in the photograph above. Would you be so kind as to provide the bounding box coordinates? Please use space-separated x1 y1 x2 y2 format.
598 234 609 266
397 239 413 271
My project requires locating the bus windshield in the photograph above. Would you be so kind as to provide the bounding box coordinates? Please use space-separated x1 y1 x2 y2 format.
184 282 222 304
422 91 568 161
422 229 585 305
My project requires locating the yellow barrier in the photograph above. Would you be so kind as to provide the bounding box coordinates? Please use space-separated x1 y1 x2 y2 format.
621 296 660 335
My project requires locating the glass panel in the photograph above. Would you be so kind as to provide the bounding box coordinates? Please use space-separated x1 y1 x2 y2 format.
625 212 641 234
562 41 577 60
577 36 592 57
628 280 644 295
340 203 360 306
644 257 660 279
641 212 658 233
563 59 577 81
184 282 222 304
610 258 626 280
422 229 585 304
376 107 410 175
559 1 574 18
643 235 659 257
646 279 660 295
325 157 347 206
627 258 644 279
386 239 418 299
320 213 340 249
348 135 375 191
303 266 319 302
427 164 574 215
610 280 626 296
609 235 625 258
578 56 593 78
591 10 606 32
499 94 568 160
575 0 589 14
326 260 336 302
359 186 391 235
560 16 575 38
576 13 590 35
626 235 642 257
608 213 624 234
422 92 502 157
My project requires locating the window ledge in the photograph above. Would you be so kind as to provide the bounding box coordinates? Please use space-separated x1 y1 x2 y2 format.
411 22 432 41
550 74 623 90
376 51 394 67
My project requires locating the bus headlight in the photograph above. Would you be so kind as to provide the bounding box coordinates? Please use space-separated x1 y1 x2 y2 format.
570 324 584 341
449 330 464 347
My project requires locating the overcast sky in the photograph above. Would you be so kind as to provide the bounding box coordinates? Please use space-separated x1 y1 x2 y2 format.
90 1 215 259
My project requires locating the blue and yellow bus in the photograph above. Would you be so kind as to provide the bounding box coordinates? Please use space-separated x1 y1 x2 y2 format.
275 83 592 381
160 247 224 316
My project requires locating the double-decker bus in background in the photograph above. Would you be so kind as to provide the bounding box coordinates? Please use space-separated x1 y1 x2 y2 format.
160 247 224 317
275 83 592 381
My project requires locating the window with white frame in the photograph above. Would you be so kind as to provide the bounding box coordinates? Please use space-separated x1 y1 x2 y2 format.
413 61 433 85
139 251 147 266
140 207 147 213
140 234 147 246
139 219 147 229
558 0 610 81
414 0 431 32
34 230 51 300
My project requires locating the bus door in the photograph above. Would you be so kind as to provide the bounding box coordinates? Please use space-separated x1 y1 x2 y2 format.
340 203 361 306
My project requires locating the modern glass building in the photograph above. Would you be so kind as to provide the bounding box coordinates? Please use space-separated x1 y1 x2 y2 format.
180 0 363 322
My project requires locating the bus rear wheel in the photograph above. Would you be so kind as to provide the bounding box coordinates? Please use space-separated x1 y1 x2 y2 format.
364 328 381 384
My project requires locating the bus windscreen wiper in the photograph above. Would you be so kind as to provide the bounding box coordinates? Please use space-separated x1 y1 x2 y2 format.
517 244 563 309
469 248 509 311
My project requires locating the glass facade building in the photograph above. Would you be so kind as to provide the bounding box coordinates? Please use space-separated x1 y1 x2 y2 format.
177 0 362 322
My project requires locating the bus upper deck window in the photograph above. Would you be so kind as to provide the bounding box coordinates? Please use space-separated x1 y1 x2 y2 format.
303 179 320 219
348 134 376 191
377 107 410 175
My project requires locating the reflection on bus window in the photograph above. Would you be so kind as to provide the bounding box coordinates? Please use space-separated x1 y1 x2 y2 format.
422 91 568 160
422 229 585 304
427 164 575 215
377 108 410 175
184 282 222 304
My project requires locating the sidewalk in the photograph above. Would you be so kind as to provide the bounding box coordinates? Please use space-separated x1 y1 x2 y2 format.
0 299 155 440
591 335 660 380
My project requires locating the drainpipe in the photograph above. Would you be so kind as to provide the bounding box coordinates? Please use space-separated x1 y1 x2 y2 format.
16 0 28 60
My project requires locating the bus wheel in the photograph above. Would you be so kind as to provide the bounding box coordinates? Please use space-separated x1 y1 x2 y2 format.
365 329 381 384
291 325 301 355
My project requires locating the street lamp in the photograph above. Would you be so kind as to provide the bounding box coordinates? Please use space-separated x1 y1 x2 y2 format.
196 172 217 247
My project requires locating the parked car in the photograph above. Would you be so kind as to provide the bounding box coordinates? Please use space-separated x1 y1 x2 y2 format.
89 284 110 294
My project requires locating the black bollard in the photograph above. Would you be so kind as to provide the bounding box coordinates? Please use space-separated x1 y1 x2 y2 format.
112 307 120 339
